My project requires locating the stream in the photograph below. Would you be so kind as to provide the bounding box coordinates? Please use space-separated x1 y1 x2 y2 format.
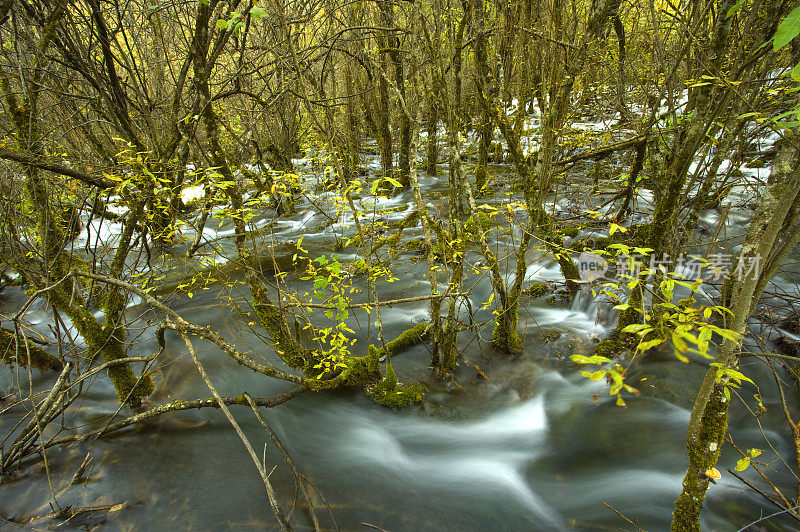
2 129 799 531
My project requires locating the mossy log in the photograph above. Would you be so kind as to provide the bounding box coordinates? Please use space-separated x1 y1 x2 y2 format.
0 327 62 371
370 322 431 359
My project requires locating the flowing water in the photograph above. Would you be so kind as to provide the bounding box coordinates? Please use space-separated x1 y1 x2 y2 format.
1 139 799 531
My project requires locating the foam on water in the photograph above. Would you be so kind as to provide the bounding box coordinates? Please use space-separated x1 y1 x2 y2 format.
180 184 205 203
330 395 560 527
74 218 125 248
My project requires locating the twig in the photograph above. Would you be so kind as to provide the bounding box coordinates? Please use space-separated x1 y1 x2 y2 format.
735 504 800 532
69 270 307 385
601 501 645 531
727 469 791 516
361 523 390 532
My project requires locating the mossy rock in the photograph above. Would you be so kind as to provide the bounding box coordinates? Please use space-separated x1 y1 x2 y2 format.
541 330 562 342
523 282 550 298
369 380 427 408
560 226 581 239
464 212 491 236
367 361 426 408
593 336 636 359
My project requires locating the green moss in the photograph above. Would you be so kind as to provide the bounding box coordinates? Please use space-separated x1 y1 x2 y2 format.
372 322 431 358
490 141 504 163
343 349 381 386
558 255 581 293
560 226 581 238
253 301 307 368
632 222 652 247
303 348 381 390
593 336 636 358
341 258 369 276
404 238 425 252
464 212 491 236
475 165 488 194
96 329 154 406
435 326 458 373
523 282 549 298
368 360 427 408
672 384 729 531
492 305 521 353
386 233 401 254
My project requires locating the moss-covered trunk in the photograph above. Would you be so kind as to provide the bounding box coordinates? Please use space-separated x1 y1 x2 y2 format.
672 131 800 530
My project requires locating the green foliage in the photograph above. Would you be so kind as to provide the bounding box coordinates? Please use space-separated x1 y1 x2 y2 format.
774 6 800 52
734 448 762 472
570 354 639 406
710 363 754 402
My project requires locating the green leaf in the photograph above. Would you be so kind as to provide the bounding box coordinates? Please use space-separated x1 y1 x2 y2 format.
637 338 665 352
607 243 631 253
250 6 268 19
707 324 743 342
735 456 751 471
609 223 627 236
621 323 652 334
672 331 688 353
737 112 761 120
385 176 403 188
774 6 800 51
216 19 229 30
571 354 612 365
792 62 800 82
726 0 746 19
588 370 607 381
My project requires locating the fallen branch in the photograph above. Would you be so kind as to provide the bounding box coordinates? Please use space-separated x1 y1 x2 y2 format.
281 292 468 309
28 387 306 455
555 134 650 167
0 145 115 189
69 269 307 385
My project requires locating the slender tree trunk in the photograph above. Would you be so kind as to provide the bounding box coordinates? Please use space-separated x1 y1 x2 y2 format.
672 133 800 531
